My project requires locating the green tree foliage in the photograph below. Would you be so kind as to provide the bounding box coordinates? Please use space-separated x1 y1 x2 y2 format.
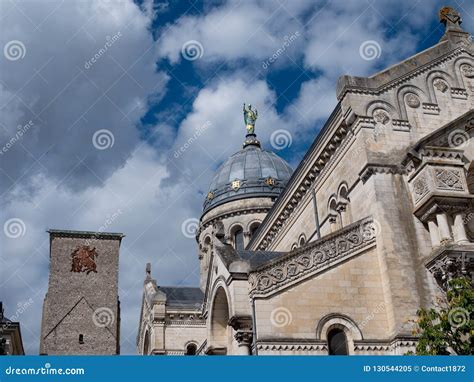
410 278 473 355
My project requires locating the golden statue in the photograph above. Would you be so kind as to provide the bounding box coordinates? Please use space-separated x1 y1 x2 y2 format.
243 103 258 135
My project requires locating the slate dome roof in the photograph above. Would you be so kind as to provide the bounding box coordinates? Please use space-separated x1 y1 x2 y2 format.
203 137 293 214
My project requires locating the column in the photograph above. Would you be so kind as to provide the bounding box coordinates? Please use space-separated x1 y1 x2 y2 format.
234 330 253 355
453 213 469 244
436 213 451 243
427 220 440 247
229 316 253 355
337 204 347 227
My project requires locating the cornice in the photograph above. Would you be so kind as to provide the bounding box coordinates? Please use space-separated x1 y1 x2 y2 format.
337 43 471 100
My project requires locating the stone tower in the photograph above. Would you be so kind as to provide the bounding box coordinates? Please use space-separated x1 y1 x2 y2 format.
40 230 123 355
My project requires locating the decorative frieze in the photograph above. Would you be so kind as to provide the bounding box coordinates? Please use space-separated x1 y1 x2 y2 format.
257 342 328 352
249 217 377 296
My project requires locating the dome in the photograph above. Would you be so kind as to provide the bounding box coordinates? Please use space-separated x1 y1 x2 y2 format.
203 142 293 214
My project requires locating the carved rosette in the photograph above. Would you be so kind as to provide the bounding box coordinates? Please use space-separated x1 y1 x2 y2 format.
405 93 420 108
373 109 390 125
249 217 376 296
461 64 474 78
433 79 448 93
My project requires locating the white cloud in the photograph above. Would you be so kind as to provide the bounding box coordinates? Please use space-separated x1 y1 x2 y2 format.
157 0 303 64
0 0 168 194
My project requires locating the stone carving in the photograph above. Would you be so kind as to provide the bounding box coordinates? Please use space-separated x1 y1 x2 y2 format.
434 168 463 191
433 79 448 93
234 330 253 345
249 217 376 295
461 64 474 78
70 245 98 274
412 174 430 203
439 6 461 27
373 109 389 125
427 251 474 291
405 93 420 108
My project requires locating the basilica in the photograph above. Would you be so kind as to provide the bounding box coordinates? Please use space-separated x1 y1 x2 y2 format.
135 7 474 356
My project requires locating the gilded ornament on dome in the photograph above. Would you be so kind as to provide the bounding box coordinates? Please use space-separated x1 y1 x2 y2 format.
265 177 276 187
231 180 241 190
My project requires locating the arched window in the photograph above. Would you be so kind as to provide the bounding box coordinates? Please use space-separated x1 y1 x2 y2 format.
327 328 348 355
233 227 244 250
249 222 260 238
185 343 197 355
328 198 339 231
337 184 351 227
299 235 306 247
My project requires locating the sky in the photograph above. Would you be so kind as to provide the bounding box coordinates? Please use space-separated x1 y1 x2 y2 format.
1 0 473 355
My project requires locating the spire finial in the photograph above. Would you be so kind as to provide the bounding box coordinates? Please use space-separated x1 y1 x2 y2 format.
439 7 462 30
242 103 261 148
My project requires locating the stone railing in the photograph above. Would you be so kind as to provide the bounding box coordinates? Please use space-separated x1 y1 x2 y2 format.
249 217 377 296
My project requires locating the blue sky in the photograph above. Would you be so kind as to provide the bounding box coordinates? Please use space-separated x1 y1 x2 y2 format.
0 0 473 355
